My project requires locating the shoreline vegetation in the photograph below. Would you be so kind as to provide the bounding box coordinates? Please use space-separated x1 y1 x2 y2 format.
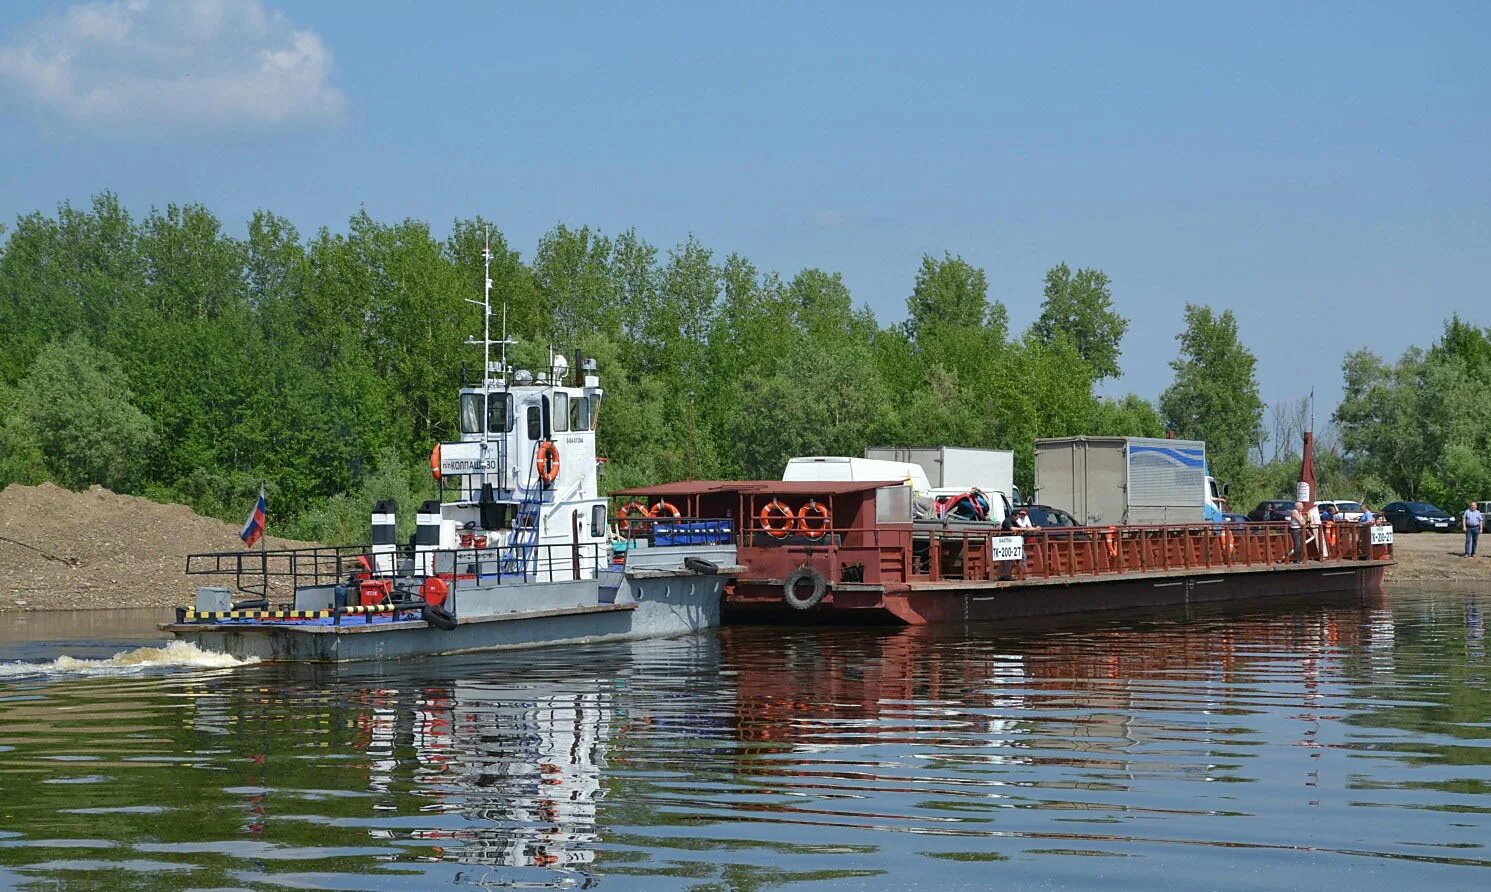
0 194 1488 548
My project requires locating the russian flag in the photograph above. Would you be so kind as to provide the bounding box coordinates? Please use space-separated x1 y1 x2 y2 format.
240 489 267 548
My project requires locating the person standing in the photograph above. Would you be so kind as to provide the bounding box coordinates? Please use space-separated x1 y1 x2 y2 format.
1288 501 1306 563
1306 501 1327 559
1464 501 1484 557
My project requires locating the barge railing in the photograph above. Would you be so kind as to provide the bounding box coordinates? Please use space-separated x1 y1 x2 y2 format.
730 519 1393 587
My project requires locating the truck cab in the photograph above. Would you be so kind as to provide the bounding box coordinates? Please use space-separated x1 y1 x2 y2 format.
1204 475 1228 522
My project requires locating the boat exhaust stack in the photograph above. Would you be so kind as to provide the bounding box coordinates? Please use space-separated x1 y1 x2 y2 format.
371 499 396 576
416 499 442 576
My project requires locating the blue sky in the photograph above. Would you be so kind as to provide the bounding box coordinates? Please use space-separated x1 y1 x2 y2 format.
1 1 1487 425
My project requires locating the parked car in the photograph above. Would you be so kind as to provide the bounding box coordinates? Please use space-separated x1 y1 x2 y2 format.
1223 512 1250 523
1248 499 1296 522
1022 505 1080 528
1381 501 1459 533
1315 499 1365 522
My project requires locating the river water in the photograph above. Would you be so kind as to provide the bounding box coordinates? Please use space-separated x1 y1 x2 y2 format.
0 589 1487 891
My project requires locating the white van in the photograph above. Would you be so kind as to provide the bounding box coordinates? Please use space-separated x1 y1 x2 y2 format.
784 457 1008 524
783 456 931 491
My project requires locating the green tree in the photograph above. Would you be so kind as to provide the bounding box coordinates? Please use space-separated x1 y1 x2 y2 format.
1031 263 1128 381
1158 304 1264 484
10 334 153 490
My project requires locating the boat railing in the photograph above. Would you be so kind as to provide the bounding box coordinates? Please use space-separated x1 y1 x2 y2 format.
732 518 1394 586
187 518 735 598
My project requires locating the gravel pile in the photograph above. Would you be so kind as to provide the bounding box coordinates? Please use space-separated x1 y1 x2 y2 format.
0 483 315 612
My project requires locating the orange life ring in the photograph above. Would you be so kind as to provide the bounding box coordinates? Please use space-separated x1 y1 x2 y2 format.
421 576 449 608
760 499 794 538
618 500 651 532
650 500 681 519
535 440 560 483
1104 526 1119 560
430 443 442 481
1324 521 1336 548
798 500 831 540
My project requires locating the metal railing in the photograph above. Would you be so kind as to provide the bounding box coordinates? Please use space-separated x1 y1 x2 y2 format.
187 517 735 599
733 518 1393 586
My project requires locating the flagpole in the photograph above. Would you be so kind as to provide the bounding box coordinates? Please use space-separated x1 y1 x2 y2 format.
260 485 268 599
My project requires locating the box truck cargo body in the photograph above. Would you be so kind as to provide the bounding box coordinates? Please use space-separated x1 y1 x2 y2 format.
1035 436 1221 525
864 446 1018 504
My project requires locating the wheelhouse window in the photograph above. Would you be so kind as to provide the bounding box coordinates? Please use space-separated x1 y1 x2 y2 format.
552 392 569 432
460 393 483 434
462 392 512 435
591 504 606 537
487 392 511 433
570 395 591 431
526 405 542 440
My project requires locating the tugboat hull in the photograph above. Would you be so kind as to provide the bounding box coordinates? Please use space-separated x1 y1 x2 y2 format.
166 572 726 663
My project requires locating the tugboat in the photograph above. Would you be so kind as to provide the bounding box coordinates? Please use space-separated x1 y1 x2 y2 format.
163 242 737 662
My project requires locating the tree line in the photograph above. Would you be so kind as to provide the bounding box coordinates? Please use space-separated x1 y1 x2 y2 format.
0 193 1473 541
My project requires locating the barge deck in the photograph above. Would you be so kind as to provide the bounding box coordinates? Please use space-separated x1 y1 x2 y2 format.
610 480 1394 625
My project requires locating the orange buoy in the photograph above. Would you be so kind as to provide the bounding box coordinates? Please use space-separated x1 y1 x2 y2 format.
535 440 560 483
760 499 794 538
797 500 831 540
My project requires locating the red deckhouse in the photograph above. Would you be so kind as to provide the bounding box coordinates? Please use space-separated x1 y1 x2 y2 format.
610 479 1393 625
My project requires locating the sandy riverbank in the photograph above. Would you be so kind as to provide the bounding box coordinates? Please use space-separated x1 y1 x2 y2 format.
1385 526 1491 583
1 483 314 613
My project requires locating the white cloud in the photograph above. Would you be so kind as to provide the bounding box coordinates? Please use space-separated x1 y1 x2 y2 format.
0 0 347 137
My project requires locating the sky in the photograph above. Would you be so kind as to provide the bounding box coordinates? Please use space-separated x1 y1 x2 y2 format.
1 1 1487 422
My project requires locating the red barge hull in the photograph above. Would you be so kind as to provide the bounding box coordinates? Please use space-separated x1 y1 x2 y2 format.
611 480 1394 627
725 561 1388 625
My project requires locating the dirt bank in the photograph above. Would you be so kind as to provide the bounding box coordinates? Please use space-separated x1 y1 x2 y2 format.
1385 528 1491 583
0 483 315 612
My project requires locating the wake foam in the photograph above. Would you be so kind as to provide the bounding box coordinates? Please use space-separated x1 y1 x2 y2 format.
0 640 258 680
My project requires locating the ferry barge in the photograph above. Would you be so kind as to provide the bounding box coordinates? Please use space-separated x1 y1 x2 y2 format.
610 479 1394 625
163 247 735 662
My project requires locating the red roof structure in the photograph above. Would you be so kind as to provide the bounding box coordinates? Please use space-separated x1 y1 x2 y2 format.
609 480 904 497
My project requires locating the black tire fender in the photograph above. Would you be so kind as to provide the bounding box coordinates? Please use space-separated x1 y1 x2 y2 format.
422 604 458 631
684 556 720 575
783 565 827 611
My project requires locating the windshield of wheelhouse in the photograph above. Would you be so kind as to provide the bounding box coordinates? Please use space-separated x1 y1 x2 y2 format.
460 392 512 435
460 393 483 434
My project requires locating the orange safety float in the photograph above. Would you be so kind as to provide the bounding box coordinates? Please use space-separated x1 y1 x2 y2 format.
760 498 795 538
798 500 831 540
650 500 681 519
1104 526 1119 561
617 500 651 535
421 576 449 608
1323 521 1336 550
430 443 442 481
535 440 561 483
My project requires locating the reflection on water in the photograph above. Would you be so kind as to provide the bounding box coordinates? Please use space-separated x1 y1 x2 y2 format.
1 589 1489 889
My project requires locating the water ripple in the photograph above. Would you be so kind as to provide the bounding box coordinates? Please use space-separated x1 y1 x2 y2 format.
0 590 1488 888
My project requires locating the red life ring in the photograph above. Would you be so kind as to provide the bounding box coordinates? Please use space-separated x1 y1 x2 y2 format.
797 500 831 540
430 443 442 481
760 499 794 539
650 500 681 519
421 576 449 608
535 440 561 483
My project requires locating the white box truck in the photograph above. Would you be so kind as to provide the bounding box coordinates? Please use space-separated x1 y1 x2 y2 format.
1034 436 1227 525
864 446 1019 506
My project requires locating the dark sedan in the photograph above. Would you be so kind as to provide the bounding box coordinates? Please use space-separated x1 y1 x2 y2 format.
1381 501 1459 533
1022 505 1080 528
1248 499 1295 522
